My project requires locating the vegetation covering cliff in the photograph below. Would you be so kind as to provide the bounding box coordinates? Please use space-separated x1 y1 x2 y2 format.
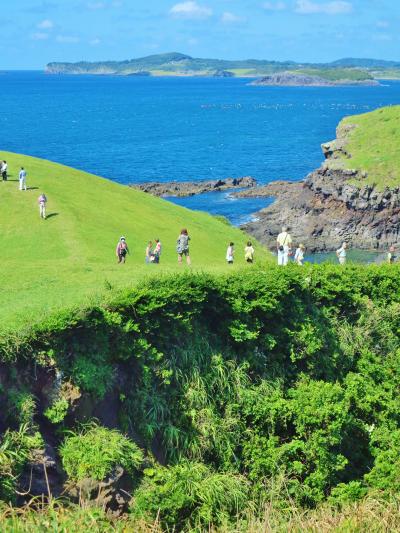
45 52 395 80
2 265 400 530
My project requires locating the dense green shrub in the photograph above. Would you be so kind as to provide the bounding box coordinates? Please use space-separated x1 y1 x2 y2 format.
131 461 249 530
0 425 44 502
2 265 400 525
60 423 144 482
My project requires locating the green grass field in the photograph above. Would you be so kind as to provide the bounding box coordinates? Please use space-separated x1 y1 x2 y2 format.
0 151 268 332
337 105 400 189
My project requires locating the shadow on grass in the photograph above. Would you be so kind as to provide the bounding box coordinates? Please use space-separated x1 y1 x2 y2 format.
45 213 59 220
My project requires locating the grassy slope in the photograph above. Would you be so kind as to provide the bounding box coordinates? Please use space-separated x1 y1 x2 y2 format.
337 105 400 189
0 151 267 331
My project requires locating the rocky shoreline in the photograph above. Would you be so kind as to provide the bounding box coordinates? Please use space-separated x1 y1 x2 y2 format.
131 176 256 197
241 160 400 253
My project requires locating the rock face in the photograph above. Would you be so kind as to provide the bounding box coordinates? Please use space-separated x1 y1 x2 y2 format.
250 72 379 87
241 131 400 252
132 176 256 197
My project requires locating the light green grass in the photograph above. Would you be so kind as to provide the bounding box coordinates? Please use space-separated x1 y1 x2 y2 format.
0 151 268 332
338 105 400 189
293 68 373 82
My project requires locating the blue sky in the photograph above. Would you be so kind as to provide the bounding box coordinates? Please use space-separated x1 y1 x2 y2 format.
3 0 400 69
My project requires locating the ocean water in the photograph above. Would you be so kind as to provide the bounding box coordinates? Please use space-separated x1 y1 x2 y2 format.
0 72 399 225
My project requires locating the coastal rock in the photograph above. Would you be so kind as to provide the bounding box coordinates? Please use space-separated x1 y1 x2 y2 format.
242 168 400 252
132 176 257 197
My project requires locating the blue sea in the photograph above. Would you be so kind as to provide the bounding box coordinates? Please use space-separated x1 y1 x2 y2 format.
1 72 399 225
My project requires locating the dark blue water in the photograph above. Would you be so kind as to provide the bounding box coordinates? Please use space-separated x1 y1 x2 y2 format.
1 72 399 224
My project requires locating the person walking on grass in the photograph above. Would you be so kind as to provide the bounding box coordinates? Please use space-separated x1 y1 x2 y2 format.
19 167 27 191
38 193 47 219
177 228 191 265
153 239 162 264
294 244 306 266
145 241 154 264
1 160 8 181
116 236 129 264
276 226 292 266
226 242 234 264
336 242 347 265
245 241 255 263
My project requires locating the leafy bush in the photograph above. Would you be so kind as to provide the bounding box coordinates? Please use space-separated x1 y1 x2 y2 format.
60 423 143 482
131 461 249 530
0 425 44 502
44 397 69 424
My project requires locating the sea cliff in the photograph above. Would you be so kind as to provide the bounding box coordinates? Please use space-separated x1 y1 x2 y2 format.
241 106 400 251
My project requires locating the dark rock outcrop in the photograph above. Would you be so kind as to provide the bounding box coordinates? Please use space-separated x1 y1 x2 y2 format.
241 126 399 252
132 176 256 197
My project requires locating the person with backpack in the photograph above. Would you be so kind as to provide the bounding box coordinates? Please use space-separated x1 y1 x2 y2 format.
153 239 162 264
19 167 27 191
38 193 47 219
244 241 255 263
177 228 191 265
276 226 292 266
116 236 129 264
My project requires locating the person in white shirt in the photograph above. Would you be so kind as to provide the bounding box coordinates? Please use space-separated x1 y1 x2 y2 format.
38 193 47 219
226 242 234 264
276 226 292 266
336 242 347 265
294 244 306 265
1 160 8 181
19 167 27 191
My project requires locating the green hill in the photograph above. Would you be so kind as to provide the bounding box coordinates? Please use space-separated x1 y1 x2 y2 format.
46 52 381 80
336 105 400 189
0 151 266 331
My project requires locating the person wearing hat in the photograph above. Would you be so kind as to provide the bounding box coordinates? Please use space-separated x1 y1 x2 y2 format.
116 236 130 264
294 243 306 265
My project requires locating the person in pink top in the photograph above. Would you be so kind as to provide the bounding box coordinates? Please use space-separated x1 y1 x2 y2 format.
116 236 130 264
38 193 47 219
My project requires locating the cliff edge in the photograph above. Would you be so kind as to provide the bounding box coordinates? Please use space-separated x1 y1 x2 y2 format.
242 105 400 252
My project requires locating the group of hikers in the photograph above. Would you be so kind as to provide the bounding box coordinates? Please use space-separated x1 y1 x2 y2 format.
4 163 397 266
116 225 398 267
1 163 48 219
116 229 191 265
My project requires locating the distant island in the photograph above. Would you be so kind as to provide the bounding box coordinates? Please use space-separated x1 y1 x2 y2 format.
46 52 400 83
250 72 380 87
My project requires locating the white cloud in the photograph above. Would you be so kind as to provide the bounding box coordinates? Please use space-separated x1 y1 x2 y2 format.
187 37 199 45
89 37 101 45
295 0 352 15
31 32 49 40
263 2 286 11
170 1 212 19
221 11 243 23
56 35 80 43
37 19 54 29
